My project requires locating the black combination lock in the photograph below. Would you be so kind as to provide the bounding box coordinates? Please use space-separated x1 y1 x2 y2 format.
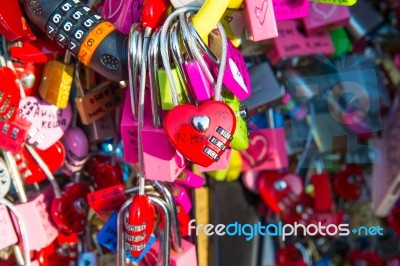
24 0 128 81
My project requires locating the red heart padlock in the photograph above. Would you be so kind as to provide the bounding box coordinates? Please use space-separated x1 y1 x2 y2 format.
15 141 65 184
164 101 236 167
257 171 303 213
276 244 307 266
51 182 91 234
126 194 156 258
280 193 314 225
387 204 400 235
0 0 35 41
0 67 22 122
347 250 384 266
87 155 123 189
13 61 43 96
333 164 363 200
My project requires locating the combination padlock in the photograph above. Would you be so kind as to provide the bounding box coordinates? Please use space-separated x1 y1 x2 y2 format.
257 170 303 213
0 66 22 122
23 0 129 81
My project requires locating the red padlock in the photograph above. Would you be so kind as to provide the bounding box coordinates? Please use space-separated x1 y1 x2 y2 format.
311 171 333 212
12 61 43 96
0 67 22 123
87 155 123 190
347 250 384 266
257 171 303 213
276 244 307 266
333 164 363 200
15 141 65 184
387 204 400 235
141 0 170 29
0 0 35 41
9 37 64 63
51 182 91 234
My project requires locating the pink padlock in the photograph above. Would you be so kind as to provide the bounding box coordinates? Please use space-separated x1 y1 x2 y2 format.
243 0 278 41
208 34 251 101
141 30 186 182
101 0 143 34
174 168 205 188
303 2 350 36
172 184 192 214
268 20 334 65
61 127 89 174
142 239 198 266
240 123 288 172
197 148 232 172
13 187 59 251
272 0 309 20
121 89 139 164
0 204 18 250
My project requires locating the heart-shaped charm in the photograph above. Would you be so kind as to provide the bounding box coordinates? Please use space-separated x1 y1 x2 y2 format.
164 101 236 167
126 195 155 258
18 96 72 150
15 141 65 184
0 67 22 122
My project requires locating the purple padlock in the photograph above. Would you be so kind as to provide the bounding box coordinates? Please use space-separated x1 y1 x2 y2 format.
101 0 144 34
61 127 89 174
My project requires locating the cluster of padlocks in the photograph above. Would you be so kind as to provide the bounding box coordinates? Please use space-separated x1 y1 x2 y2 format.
1 0 400 265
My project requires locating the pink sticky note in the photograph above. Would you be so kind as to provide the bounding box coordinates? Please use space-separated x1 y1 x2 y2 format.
272 0 309 20
303 2 350 35
268 20 334 65
244 0 278 41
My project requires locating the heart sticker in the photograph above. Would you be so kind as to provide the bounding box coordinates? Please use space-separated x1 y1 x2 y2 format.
18 96 72 150
312 2 337 20
164 101 236 167
241 134 270 166
255 0 269 25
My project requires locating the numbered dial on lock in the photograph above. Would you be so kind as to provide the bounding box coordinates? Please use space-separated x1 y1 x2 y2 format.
0 67 22 122
164 101 236 167
125 195 155 258
51 182 91 234
0 158 11 198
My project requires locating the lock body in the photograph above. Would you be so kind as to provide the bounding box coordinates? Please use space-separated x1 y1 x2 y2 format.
39 59 74 109
0 205 18 250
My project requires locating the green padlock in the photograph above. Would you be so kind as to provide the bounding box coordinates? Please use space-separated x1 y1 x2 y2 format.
222 90 249 151
158 68 189 110
330 27 353 57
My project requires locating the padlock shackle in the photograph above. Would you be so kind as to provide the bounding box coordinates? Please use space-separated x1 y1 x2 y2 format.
0 198 31 266
3 150 28 203
148 29 164 128
153 181 183 253
128 24 142 121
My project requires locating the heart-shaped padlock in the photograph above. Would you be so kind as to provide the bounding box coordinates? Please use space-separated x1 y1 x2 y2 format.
164 101 236 167
126 195 155 258
257 171 303 213
18 96 72 150
276 244 307 266
0 67 22 122
333 164 363 200
87 155 123 190
51 182 91 234
15 140 65 184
